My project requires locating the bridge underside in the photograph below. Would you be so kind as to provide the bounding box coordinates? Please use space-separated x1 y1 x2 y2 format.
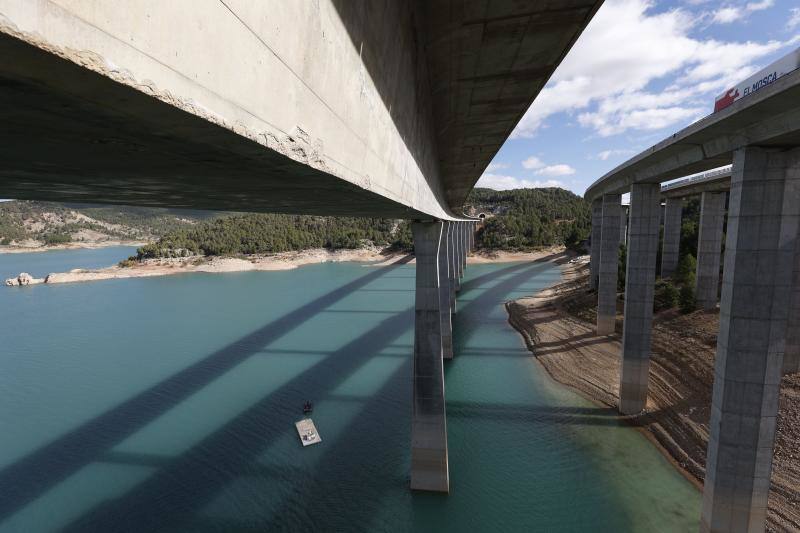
0 33 414 218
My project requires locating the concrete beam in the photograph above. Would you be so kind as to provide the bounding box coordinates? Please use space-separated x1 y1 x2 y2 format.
661 198 683 278
597 194 622 335
619 184 660 414
410 221 449 493
439 221 454 361
695 192 726 310
590 199 603 290
701 146 800 532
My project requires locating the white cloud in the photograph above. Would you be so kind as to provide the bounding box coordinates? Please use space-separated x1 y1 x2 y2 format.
475 173 565 190
510 0 789 139
596 149 636 160
485 162 509 172
746 0 773 12
789 8 800 30
534 164 576 177
712 6 742 24
521 156 545 169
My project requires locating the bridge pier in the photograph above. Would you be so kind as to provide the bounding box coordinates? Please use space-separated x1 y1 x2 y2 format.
440 222 454 360
447 222 457 315
701 147 799 532
597 194 622 335
785 255 800 374
619 206 628 246
695 192 726 310
661 198 683 278
590 199 603 290
460 222 467 276
619 184 660 414
410 221 449 493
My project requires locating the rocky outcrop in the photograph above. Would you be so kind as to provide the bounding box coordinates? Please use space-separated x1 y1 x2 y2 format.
4 272 44 286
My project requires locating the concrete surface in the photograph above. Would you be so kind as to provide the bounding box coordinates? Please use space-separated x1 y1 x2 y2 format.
701 147 800 532
410 221 449 493
0 0 601 219
439 221 454 360
695 192 726 310
619 184 660 414
590 199 602 290
597 194 621 335
661 198 683 279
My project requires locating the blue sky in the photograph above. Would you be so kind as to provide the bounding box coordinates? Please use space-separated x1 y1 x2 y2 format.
475 0 800 196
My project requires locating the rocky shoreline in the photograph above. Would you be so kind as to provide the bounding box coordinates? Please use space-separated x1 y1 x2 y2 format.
504 256 800 532
0 240 147 254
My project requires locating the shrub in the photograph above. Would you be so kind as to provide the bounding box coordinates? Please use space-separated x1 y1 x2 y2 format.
675 253 696 287
617 243 627 291
43 233 71 245
118 257 138 268
679 285 696 314
654 279 680 311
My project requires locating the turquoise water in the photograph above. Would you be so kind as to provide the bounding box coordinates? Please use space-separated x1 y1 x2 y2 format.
0 248 700 532
0 246 139 279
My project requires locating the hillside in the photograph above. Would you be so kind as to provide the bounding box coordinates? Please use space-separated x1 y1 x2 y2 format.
465 187 591 250
1 187 591 256
0 201 212 247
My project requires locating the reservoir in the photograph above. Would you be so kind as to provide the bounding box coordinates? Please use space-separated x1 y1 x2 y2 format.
0 247 700 532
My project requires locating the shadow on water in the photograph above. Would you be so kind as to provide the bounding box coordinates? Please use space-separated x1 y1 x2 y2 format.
0 256 413 521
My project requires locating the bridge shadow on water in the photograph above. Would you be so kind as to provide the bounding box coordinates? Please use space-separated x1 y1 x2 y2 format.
2 257 628 532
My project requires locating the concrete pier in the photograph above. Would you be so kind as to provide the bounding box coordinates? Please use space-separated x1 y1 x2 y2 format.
590 199 603 290
452 222 461 293
619 184 660 414
695 192 726 309
439 221 454 360
460 223 467 274
701 147 800 532
597 194 622 335
410 221 449 493
619 206 628 246
447 222 457 315
786 257 800 374
661 198 683 278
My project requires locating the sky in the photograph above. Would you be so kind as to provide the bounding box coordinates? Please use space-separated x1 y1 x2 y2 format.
475 0 800 196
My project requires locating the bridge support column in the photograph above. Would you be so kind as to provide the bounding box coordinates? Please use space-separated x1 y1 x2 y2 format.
619 184 660 414
440 222 454 360
695 192 726 309
410 221 449 493
590 199 603 290
785 255 800 374
460 223 467 274
661 198 683 278
619 206 628 246
469 222 475 252
701 147 800 532
597 194 622 335
447 222 457 315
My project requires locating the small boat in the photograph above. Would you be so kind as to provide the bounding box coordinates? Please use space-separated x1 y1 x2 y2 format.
303 400 313 414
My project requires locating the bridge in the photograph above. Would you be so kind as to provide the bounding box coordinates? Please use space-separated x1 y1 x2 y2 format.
586 66 800 532
0 0 603 495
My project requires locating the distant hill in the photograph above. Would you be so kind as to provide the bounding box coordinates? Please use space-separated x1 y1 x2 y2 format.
465 187 591 250
0 187 590 254
0 201 213 246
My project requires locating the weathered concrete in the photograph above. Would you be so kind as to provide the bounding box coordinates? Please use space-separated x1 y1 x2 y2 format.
661 198 683 278
701 146 800 532
447 222 457 315
619 184 660 414
597 194 622 335
695 192 726 310
439 221 454 360
0 0 601 218
457 222 465 281
460 223 467 274
590 199 603 290
452 222 461 294
786 251 800 374
619 206 628 246
410 221 449 493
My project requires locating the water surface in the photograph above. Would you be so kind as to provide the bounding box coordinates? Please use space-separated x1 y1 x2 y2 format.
0 249 700 532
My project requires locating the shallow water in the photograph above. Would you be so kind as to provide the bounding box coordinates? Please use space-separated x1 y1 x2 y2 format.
0 248 700 532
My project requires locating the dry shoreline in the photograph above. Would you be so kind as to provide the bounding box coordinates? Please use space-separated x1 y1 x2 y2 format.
504 255 800 532
4 246 563 287
0 240 147 254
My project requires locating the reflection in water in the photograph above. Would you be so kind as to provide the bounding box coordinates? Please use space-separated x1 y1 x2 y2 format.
0 253 699 532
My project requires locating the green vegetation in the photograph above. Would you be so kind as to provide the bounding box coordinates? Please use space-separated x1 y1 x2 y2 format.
466 188 590 251
675 253 697 288
653 279 680 311
43 233 71 245
135 214 411 259
617 243 627 291
679 285 696 314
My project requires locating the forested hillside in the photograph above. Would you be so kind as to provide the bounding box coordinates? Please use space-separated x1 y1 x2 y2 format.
465 187 591 250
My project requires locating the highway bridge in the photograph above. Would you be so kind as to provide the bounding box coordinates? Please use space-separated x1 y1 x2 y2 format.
0 0 603 496
586 67 800 532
